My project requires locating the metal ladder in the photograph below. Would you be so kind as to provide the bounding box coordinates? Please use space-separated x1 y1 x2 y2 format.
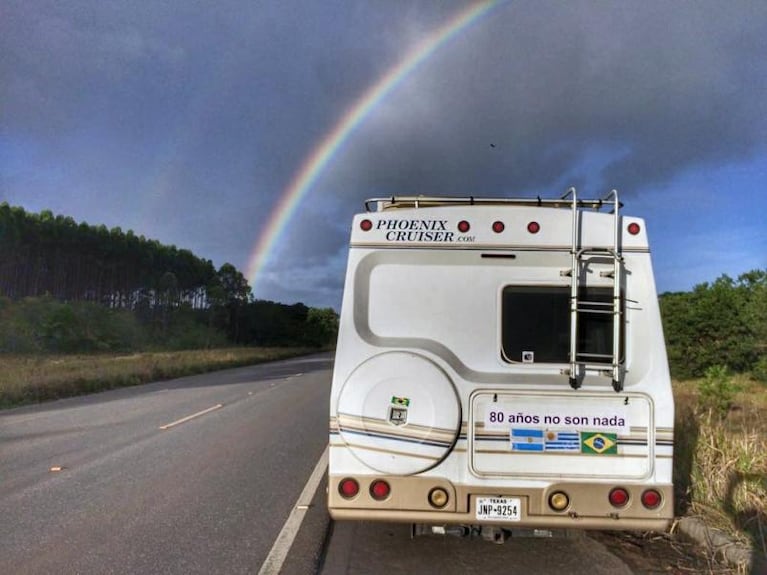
562 187 624 392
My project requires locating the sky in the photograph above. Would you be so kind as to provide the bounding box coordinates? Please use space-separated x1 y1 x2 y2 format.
2 0 766 310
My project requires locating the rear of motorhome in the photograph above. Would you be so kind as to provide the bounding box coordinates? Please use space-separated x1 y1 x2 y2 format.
328 189 674 533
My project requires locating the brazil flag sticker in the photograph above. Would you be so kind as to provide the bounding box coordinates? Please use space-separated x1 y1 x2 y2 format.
391 396 410 407
580 432 618 455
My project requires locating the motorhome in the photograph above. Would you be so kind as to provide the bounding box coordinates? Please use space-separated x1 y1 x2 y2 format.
328 189 674 535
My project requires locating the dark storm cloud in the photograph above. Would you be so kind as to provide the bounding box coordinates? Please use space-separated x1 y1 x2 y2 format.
270 1 767 306
256 243 348 309
319 1 767 200
2 1 765 308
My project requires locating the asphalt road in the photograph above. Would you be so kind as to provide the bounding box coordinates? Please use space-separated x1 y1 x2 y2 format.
321 522 634 575
1 354 332 574
2 354 709 575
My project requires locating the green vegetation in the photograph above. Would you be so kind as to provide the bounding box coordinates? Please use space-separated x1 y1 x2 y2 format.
660 270 767 380
0 295 338 353
0 204 339 407
662 270 766 563
0 203 339 351
0 202 218 308
698 365 740 418
673 376 766 562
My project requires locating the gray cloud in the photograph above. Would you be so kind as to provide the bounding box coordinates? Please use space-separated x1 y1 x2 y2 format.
271 1 767 305
2 1 765 308
322 1 766 200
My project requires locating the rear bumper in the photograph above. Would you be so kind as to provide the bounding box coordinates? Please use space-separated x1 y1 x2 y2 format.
328 475 674 532
329 508 672 532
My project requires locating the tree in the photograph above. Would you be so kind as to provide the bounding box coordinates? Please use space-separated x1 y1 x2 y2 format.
158 271 179 334
304 307 339 347
0 203 345 353
214 263 252 342
660 270 766 378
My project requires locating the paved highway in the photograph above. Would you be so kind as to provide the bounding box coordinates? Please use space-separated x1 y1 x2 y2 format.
1 355 332 574
2 354 706 574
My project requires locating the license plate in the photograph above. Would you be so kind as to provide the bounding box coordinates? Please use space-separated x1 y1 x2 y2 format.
475 496 521 522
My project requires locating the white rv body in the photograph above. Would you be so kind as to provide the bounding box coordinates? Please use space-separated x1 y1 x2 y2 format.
329 192 674 531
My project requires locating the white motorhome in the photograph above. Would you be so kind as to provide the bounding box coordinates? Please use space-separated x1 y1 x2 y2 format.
329 189 674 534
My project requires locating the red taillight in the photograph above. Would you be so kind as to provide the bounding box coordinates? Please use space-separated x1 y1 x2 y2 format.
627 222 641 235
492 221 505 233
457 220 471 233
339 478 359 499
641 489 662 509
370 479 391 501
608 487 630 508
360 219 373 231
527 221 540 234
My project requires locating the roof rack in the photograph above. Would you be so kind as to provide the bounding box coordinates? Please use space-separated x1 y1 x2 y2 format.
364 193 623 213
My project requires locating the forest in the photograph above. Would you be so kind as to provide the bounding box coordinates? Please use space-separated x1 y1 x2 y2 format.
0 203 338 353
659 269 767 381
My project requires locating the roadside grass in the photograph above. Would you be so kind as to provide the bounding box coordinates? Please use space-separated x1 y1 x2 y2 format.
0 347 322 409
673 373 767 565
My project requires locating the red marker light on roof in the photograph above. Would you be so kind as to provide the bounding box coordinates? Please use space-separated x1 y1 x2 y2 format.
627 222 641 235
492 221 505 233
457 220 471 233
527 221 540 234
360 219 373 231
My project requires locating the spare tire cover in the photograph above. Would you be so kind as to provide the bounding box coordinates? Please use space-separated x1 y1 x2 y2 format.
337 351 461 475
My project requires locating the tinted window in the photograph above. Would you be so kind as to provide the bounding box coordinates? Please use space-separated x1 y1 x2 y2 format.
501 286 620 364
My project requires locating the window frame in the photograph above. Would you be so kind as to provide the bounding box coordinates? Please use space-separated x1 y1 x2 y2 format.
499 284 625 366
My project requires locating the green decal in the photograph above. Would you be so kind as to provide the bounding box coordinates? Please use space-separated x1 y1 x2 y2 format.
580 432 618 455
391 396 410 407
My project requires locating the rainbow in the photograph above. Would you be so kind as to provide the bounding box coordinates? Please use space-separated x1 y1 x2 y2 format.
246 0 504 293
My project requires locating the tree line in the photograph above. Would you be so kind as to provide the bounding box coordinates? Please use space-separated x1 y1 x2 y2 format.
0 203 338 352
660 269 767 381
3 203 763 373
0 202 221 307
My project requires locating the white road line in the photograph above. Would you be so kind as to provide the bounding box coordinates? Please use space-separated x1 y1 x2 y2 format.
258 445 329 575
158 404 223 430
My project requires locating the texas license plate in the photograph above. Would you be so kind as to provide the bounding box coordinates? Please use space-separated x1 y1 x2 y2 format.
475 496 522 521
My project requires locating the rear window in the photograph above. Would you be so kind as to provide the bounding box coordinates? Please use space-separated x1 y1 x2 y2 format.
501 286 622 364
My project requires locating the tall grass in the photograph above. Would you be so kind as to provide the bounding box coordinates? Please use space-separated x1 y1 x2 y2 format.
674 374 767 562
0 347 319 408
